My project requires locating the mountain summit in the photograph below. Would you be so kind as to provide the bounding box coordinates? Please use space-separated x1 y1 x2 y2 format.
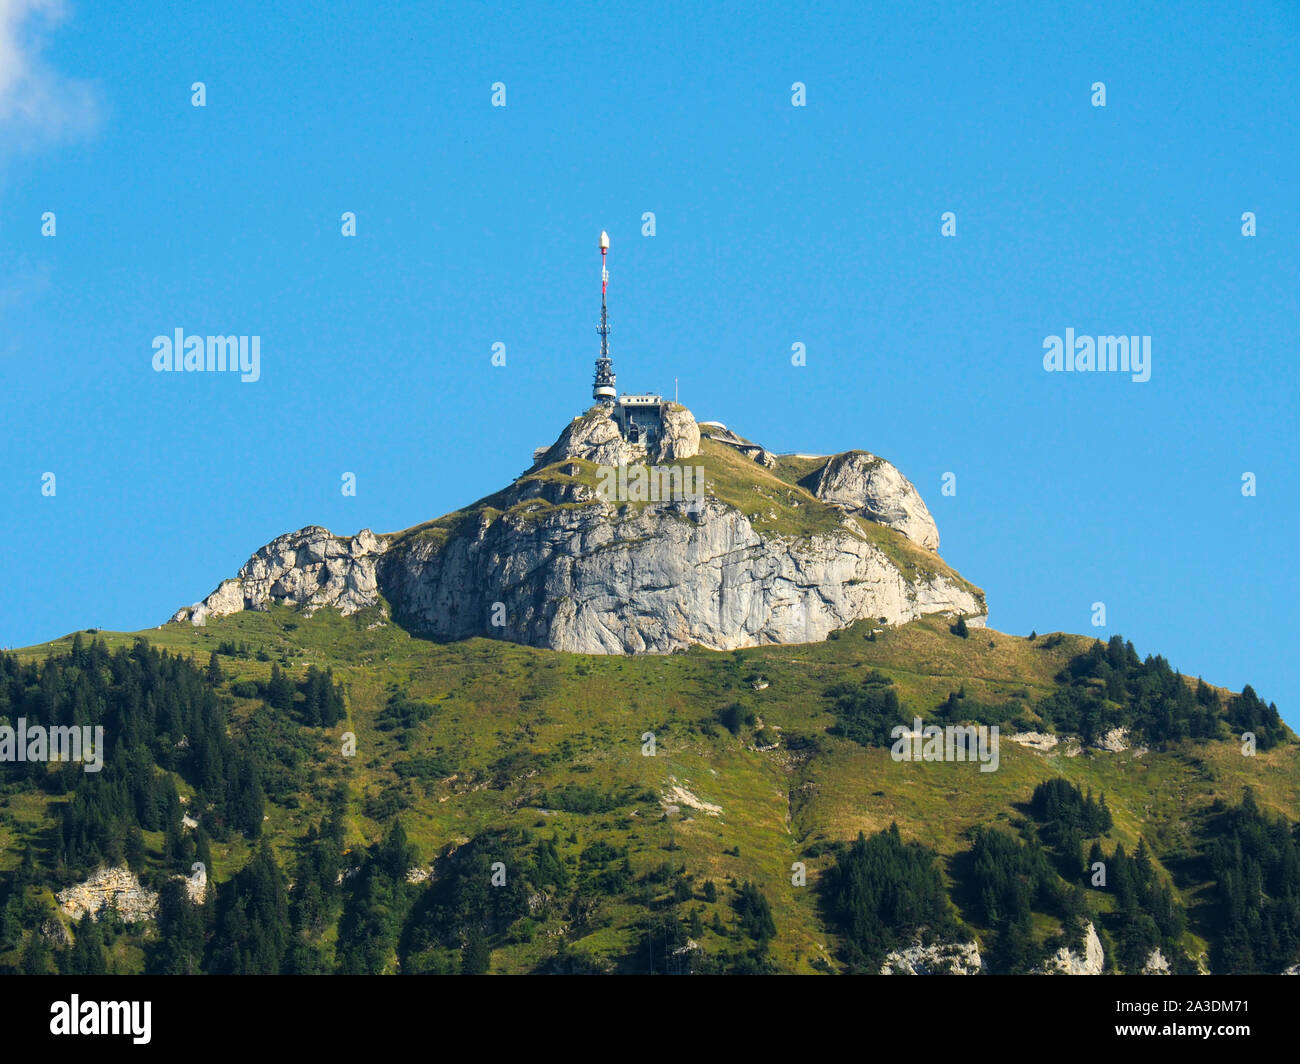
172 404 985 653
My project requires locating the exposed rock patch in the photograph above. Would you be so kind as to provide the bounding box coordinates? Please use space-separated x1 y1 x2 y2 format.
1095 726 1130 752
662 783 722 816
881 938 983 975
1039 921 1105 974
1010 731 1059 752
57 867 158 923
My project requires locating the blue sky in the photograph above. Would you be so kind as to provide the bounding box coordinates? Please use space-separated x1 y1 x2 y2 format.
2 1 1297 724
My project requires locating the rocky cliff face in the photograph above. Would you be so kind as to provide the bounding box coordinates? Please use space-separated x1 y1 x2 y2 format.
1038 921 1106 975
174 527 387 625
173 406 985 653
379 493 981 653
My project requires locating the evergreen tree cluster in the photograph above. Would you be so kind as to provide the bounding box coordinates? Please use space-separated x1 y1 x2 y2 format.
1084 837 1186 973
825 672 905 747
400 830 535 974
285 787 350 970
576 839 626 896
1208 790 1300 973
154 878 207 975
59 914 108 975
263 663 346 727
208 840 292 974
820 824 959 972
1021 778 1192 973
717 701 756 735
1029 777 1112 874
1224 685 1288 751
1031 778 1112 836
828 672 1035 749
0 638 265 875
967 826 1087 973
1038 635 1286 748
335 819 423 974
935 687 1033 730
377 691 436 732
733 880 777 944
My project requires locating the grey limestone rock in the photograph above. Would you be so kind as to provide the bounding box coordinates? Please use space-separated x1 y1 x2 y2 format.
172 409 984 653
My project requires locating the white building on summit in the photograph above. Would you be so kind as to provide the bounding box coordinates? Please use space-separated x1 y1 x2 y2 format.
591 230 669 446
612 392 667 446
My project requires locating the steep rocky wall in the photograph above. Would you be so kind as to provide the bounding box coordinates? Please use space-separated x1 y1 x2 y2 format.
171 408 985 653
379 494 983 654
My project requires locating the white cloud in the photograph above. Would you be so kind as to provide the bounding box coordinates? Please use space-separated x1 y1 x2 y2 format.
0 0 99 148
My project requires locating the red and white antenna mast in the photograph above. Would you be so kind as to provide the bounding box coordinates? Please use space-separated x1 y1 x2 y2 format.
593 230 616 405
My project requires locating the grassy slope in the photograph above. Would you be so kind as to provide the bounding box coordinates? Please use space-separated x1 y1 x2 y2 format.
10 609 1295 973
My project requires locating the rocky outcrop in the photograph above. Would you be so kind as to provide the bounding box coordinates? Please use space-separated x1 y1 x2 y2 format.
172 408 985 654
1009 731 1060 752
535 403 699 469
378 491 982 654
662 781 722 816
1039 921 1106 975
57 867 159 923
701 429 939 550
43 919 73 947
536 407 642 469
1011 729 1136 756
1095 726 1130 752
881 939 983 975
656 404 701 462
1143 948 1171 975
810 451 939 550
173 526 387 625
